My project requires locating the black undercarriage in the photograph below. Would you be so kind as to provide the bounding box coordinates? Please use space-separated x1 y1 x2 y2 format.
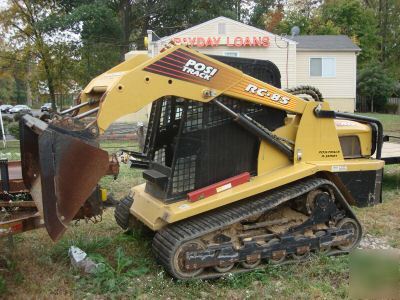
152 177 362 280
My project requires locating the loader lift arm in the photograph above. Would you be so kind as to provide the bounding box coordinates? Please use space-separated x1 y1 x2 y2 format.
73 45 309 133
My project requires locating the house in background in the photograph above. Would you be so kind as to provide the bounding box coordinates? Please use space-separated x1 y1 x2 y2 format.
292 35 360 112
125 16 360 122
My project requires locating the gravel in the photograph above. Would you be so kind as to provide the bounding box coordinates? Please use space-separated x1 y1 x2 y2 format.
358 234 396 250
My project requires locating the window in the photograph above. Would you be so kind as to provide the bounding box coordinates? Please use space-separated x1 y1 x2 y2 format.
223 51 239 57
218 23 226 34
310 57 336 77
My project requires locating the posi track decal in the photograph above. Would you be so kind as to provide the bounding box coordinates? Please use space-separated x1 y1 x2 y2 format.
182 59 218 80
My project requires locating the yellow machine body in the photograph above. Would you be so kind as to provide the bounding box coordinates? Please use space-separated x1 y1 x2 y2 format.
69 45 383 231
20 44 383 241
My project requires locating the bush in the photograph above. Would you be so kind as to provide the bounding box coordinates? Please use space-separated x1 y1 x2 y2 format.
384 103 399 114
6 122 20 139
1 115 13 124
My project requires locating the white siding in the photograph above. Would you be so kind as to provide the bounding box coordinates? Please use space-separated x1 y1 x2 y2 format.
153 17 297 89
296 51 357 111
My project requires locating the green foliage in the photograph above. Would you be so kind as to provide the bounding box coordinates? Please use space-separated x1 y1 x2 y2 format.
383 103 398 114
276 11 342 35
49 234 112 263
6 122 20 139
357 64 396 111
77 247 148 295
321 0 380 66
277 0 379 68
0 76 16 102
0 275 6 294
249 0 275 28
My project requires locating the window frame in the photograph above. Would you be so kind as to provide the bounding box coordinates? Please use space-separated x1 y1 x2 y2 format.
309 57 336 78
223 51 240 57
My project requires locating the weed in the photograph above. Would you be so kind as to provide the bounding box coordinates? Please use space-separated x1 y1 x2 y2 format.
49 234 112 263
76 247 149 296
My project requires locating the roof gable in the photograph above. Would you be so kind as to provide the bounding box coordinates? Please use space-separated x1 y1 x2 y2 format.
159 16 296 44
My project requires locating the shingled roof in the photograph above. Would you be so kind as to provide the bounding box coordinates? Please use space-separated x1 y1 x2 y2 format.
291 35 361 52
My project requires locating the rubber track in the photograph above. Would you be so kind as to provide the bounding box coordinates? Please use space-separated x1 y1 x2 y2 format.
114 195 134 230
152 177 357 279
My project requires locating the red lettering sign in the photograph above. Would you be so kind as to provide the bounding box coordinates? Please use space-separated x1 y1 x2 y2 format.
171 36 270 48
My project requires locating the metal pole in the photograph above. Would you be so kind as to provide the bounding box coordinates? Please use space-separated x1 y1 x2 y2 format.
75 107 100 119
60 101 90 115
0 110 6 148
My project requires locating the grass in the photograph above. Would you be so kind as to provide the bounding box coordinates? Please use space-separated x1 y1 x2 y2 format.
0 140 21 161
1 118 399 299
359 112 400 139
1 164 398 299
355 164 400 248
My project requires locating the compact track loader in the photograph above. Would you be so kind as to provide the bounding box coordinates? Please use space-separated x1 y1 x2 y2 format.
17 45 384 279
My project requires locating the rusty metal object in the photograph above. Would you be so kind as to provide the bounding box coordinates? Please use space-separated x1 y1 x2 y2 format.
0 212 43 238
73 187 103 220
0 201 36 207
20 114 113 241
107 154 120 177
1 159 42 238
0 161 28 194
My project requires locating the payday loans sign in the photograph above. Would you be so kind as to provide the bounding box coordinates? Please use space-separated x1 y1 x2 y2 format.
172 36 270 48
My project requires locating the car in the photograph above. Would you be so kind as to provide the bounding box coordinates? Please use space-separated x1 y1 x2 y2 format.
0 104 13 113
41 102 57 112
9 105 31 114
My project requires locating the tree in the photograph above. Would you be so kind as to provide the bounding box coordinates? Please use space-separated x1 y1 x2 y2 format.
0 77 16 103
321 0 380 66
249 0 276 28
0 45 30 104
265 3 284 33
357 64 395 112
362 0 400 77
56 0 123 84
0 0 69 109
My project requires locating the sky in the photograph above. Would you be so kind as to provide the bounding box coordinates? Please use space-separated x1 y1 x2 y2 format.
0 0 7 10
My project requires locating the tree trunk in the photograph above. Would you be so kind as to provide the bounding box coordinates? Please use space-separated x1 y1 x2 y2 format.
236 0 242 21
42 57 56 110
382 0 389 63
26 59 33 107
119 0 132 60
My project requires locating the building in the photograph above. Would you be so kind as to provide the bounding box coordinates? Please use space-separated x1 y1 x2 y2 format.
125 16 360 122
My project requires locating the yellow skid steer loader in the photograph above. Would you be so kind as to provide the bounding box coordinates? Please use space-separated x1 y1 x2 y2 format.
18 45 384 279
